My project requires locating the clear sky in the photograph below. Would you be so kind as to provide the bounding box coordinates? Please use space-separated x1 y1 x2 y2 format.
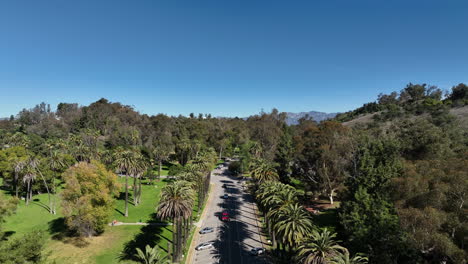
1 0 467 117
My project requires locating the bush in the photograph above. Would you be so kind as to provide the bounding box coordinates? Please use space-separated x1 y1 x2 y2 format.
228 161 242 175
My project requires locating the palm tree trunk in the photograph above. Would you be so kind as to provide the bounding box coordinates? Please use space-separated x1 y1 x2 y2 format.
26 180 30 205
15 177 19 198
137 175 142 204
38 171 52 214
158 160 162 181
172 217 178 262
125 174 129 217
133 174 137 205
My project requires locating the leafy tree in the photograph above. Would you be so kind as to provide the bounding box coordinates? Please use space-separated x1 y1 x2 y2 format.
0 193 18 236
0 230 48 264
61 161 119 237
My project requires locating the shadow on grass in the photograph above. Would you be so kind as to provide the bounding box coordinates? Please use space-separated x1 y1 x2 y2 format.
48 217 90 248
119 212 169 262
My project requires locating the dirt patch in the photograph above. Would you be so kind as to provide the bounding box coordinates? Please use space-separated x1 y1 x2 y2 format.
47 229 121 264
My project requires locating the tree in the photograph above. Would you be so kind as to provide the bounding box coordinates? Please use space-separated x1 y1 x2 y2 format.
274 203 313 250
330 252 368 264
61 161 119 237
152 139 173 181
114 150 139 217
0 193 18 236
0 230 47 264
157 180 195 262
250 159 280 184
47 150 69 214
296 229 347 264
135 245 169 264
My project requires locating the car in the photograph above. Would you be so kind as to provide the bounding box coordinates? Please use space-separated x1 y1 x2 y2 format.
221 211 230 221
223 193 229 199
199 227 214 234
222 184 227 188
250 247 265 256
195 242 214 251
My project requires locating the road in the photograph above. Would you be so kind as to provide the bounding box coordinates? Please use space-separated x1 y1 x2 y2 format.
191 164 268 264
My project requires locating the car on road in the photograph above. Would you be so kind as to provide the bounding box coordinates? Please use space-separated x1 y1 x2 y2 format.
222 193 229 199
195 242 214 251
222 184 227 188
199 227 214 234
221 211 230 221
250 247 265 256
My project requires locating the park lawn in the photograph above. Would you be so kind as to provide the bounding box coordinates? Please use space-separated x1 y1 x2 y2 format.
112 176 167 223
1 175 171 264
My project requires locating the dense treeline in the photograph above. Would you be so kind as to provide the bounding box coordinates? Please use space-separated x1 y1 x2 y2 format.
0 83 467 263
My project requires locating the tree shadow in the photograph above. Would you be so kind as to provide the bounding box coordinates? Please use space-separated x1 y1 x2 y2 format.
115 208 125 216
32 199 51 212
119 212 168 262
48 217 90 248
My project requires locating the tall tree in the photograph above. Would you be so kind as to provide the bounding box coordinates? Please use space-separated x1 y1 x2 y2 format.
157 181 195 262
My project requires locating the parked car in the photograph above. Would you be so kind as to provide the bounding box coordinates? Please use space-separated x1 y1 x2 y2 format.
250 247 265 256
199 227 214 234
223 193 229 199
222 184 227 188
196 242 214 251
221 211 230 221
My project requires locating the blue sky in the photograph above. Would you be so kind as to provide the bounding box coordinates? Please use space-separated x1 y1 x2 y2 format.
0 0 467 117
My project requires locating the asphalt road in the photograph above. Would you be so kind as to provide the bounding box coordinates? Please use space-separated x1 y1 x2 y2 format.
192 164 268 264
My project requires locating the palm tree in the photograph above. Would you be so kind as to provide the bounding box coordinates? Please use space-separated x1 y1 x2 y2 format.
13 160 25 198
131 154 148 206
135 244 169 264
296 228 347 264
153 142 173 182
48 150 67 214
251 159 279 184
330 252 368 264
274 203 313 251
157 181 195 262
21 157 52 213
114 150 138 217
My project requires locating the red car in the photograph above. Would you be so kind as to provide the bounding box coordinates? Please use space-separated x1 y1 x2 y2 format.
221 211 230 221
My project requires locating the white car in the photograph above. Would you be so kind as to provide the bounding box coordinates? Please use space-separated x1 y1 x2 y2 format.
250 247 265 256
196 242 214 251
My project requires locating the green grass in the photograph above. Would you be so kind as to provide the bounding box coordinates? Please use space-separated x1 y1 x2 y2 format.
112 177 167 223
1 175 171 264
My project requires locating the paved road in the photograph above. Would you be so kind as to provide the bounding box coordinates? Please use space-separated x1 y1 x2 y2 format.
192 165 268 264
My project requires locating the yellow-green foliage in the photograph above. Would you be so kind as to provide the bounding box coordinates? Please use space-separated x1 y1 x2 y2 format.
61 160 120 237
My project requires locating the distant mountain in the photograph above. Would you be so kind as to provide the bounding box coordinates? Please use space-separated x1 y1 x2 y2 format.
286 111 338 125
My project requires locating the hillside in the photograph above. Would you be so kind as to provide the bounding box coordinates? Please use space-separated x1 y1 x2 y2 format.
286 111 338 125
343 105 468 128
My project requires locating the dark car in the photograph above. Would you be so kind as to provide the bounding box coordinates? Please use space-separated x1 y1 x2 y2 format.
222 193 229 199
199 227 214 234
222 184 227 188
250 247 265 256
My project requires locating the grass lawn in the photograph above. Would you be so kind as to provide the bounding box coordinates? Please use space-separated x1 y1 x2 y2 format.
1 176 171 264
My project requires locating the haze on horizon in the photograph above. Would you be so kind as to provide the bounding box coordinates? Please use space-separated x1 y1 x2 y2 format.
1 0 467 118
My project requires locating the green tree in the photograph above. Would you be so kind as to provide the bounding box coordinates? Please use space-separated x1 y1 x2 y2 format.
157 180 195 262
114 150 139 217
61 161 119 237
0 230 47 264
274 203 313 250
296 229 347 264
